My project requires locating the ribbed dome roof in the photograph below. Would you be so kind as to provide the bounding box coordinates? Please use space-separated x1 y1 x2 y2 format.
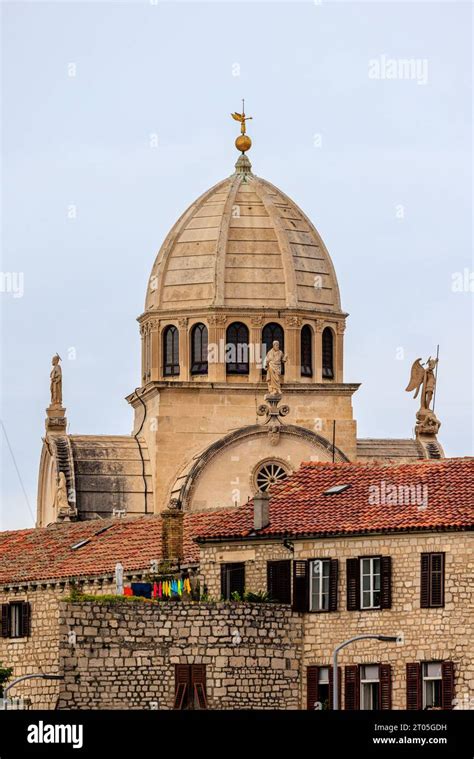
145 162 341 313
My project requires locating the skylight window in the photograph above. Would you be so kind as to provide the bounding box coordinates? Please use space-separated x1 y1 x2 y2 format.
323 484 351 495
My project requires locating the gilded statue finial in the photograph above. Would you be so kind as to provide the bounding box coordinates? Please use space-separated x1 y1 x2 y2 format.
231 99 252 154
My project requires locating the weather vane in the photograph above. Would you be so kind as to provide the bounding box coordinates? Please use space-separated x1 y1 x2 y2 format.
231 99 252 154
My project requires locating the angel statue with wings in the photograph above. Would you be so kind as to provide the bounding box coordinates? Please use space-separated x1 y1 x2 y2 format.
405 356 438 411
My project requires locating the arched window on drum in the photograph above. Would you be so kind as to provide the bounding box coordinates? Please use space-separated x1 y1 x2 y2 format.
190 323 208 375
226 322 249 375
163 325 179 377
300 325 313 377
322 327 334 380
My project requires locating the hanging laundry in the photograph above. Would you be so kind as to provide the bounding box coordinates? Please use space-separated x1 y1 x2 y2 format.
131 582 152 599
153 582 158 599
123 586 133 596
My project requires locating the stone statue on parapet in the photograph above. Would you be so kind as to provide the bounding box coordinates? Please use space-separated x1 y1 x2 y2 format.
264 341 288 396
405 355 440 436
50 354 63 408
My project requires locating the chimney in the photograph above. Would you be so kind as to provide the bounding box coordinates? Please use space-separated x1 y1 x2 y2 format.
253 490 270 531
161 501 184 562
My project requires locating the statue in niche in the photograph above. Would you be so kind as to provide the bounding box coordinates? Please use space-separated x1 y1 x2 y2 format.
54 471 69 513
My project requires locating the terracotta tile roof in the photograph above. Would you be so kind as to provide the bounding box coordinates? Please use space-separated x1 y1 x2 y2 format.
0 511 222 585
195 458 474 542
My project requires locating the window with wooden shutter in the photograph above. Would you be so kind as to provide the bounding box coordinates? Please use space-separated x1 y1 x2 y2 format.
267 560 291 604
20 602 31 638
306 666 319 710
380 556 392 609
406 662 422 710
328 559 338 611
292 560 309 612
1 604 10 638
346 558 360 611
220 562 245 600
420 553 445 608
191 664 207 710
420 553 430 608
344 665 360 710
441 661 455 710
174 664 207 710
379 664 392 710
174 664 189 710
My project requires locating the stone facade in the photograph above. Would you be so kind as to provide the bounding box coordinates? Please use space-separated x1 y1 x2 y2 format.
200 531 474 709
57 601 302 710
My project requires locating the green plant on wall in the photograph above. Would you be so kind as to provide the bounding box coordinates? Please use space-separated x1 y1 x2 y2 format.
0 662 13 697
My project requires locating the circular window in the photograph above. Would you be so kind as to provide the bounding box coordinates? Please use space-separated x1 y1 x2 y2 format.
255 461 289 492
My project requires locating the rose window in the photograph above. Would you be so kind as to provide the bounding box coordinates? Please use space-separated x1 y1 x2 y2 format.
255 462 289 492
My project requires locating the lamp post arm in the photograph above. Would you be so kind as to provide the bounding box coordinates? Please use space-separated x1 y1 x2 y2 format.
3 673 63 701
332 634 400 711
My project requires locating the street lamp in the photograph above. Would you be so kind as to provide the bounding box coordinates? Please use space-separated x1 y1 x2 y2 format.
332 634 401 710
3 673 64 708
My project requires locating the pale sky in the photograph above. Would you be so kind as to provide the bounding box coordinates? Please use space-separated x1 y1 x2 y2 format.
1 0 472 531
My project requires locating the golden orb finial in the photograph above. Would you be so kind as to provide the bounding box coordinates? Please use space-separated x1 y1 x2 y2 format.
230 99 252 154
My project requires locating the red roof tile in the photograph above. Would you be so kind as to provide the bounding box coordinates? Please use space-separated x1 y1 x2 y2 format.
195 458 474 541
0 511 223 585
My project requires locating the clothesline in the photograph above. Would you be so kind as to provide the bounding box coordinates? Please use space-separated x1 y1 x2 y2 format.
125 578 192 599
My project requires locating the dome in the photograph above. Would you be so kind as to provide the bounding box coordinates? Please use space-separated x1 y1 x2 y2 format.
145 158 342 313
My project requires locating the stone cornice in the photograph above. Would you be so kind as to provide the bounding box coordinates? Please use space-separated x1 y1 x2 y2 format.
126 381 361 405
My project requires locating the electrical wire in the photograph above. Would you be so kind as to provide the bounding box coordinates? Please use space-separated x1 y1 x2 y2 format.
0 419 35 523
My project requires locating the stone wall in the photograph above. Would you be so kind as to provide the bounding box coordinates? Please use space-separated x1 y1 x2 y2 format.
200 531 474 709
57 601 303 710
0 579 115 708
0 587 61 709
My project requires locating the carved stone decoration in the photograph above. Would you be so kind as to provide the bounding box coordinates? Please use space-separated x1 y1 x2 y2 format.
167 498 181 511
250 315 264 327
257 393 291 446
54 471 70 516
208 313 227 326
178 317 188 329
285 315 302 328
336 321 346 334
263 341 288 396
416 409 441 436
315 319 324 333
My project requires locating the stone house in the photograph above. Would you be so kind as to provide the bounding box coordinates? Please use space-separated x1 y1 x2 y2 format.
1 458 472 710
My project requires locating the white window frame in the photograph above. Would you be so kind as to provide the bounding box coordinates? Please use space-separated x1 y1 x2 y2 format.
9 603 22 638
360 557 381 609
309 559 330 612
360 664 380 710
422 662 442 709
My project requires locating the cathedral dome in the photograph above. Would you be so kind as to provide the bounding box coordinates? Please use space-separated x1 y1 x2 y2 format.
144 158 341 313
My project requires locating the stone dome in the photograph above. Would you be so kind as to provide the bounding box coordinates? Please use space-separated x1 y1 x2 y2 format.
145 158 342 313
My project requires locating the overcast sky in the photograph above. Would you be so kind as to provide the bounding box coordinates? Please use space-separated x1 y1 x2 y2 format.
1 1 472 531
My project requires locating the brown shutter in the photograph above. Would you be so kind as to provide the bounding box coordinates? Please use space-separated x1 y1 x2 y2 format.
380 556 392 609
174 664 189 710
431 553 445 607
20 602 31 638
346 558 360 611
328 559 338 611
344 665 359 710
328 665 342 711
441 661 455 710
1 604 10 638
307 666 319 710
406 662 422 709
420 553 430 608
379 664 392 710
292 560 309 612
267 560 291 604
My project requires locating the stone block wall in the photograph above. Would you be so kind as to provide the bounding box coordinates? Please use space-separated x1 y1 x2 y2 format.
200 531 474 709
57 601 303 710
